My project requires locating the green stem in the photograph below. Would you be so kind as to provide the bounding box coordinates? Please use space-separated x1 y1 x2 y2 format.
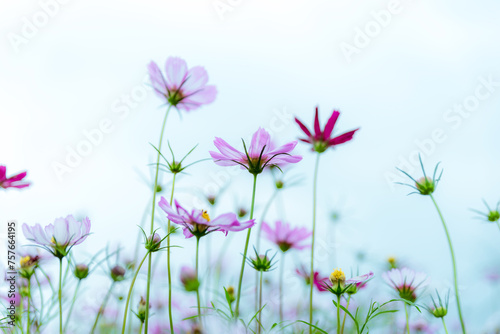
309 154 321 334
139 322 144 334
442 317 449 334
121 252 150 334
167 173 177 334
145 105 171 333
63 279 81 332
430 195 466 334
27 278 30 334
404 303 410 334
336 295 341 334
196 236 202 326
340 295 350 334
58 258 63 334
279 252 285 322
91 282 115 334
497 221 500 233
235 174 258 318
258 271 263 334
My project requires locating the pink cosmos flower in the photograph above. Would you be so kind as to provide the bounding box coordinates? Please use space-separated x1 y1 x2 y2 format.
209 127 302 175
148 57 217 111
324 268 374 296
261 221 312 252
22 215 91 258
0 165 30 189
158 197 255 239
383 267 427 303
295 107 359 153
296 265 328 292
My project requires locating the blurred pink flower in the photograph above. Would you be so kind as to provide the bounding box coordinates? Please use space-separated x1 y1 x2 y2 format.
22 215 91 258
383 267 427 303
261 220 311 252
158 198 255 239
296 265 328 292
295 107 359 153
148 57 217 111
209 127 302 175
0 165 30 189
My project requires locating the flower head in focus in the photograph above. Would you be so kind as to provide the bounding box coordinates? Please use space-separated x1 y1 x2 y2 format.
383 267 427 303
22 215 91 258
148 57 217 111
396 155 443 196
0 165 30 190
158 198 255 239
209 127 302 175
247 248 277 272
425 290 449 318
324 268 373 296
17 247 46 279
261 221 311 252
295 107 359 153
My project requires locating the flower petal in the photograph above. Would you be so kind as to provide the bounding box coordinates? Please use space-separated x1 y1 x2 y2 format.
323 110 340 140
165 57 188 87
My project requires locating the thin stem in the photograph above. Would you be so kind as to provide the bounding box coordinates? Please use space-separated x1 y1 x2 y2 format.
63 279 81 332
341 295 351 334
235 174 259 318
139 322 144 334
196 237 202 326
430 195 466 334
404 303 410 334
497 221 500 233
258 271 263 334
441 317 449 334
167 173 177 334
27 278 31 334
91 282 115 334
145 105 171 333
336 295 341 334
309 153 321 334
279 252 285 322
58 258 63 334
121 251 150 334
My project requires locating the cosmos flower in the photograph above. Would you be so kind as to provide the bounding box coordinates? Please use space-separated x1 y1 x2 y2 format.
261 220 311 252
471 200 500 223
397 155 443 196
383 267 427 303
148 57 217 111
0 165 30 189
22 215 91 258
324 268 374 296
295 107 359 153
296 265 329 292
209 127 302 175
158 198 255 239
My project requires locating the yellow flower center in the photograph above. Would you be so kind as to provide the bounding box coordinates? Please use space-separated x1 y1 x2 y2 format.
51 237 56 244
388 256 396 264
329 268 346 284
20 256 31 267
201 210 210 222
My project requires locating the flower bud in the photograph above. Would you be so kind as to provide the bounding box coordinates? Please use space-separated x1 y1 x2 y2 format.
180 266 199 292
74 264 89 280
145 233 162 252
155 185 163 193
488 210 500 222
275 180 284 189
226 286 235 303
207 195 216 206
248 252 276 272
237 207 248 218
110 265 126 282
415 176 435 195
136 296 149 323
432 306 448 318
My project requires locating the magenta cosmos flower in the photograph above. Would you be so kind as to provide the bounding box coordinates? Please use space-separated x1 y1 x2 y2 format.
261 221 312 252
383 267 428 303
295 107 359 153
296 265 329 292
158 197 255 239
148 57 217 111
325 268 374 296
209 127 302 175
22 215 91 258
0 165 30 189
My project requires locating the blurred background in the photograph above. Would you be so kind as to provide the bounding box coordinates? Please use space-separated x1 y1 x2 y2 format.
1 0 499 332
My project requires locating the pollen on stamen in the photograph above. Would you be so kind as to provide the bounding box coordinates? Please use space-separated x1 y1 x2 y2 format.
201 210 210 222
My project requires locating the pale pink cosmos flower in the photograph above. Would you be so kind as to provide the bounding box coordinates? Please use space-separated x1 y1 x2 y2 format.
0 165 30 189
158 198 255 239
209 127 302 175
383 267 428 303
148 57 217 111
22 215 91 258
261 221 312 252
